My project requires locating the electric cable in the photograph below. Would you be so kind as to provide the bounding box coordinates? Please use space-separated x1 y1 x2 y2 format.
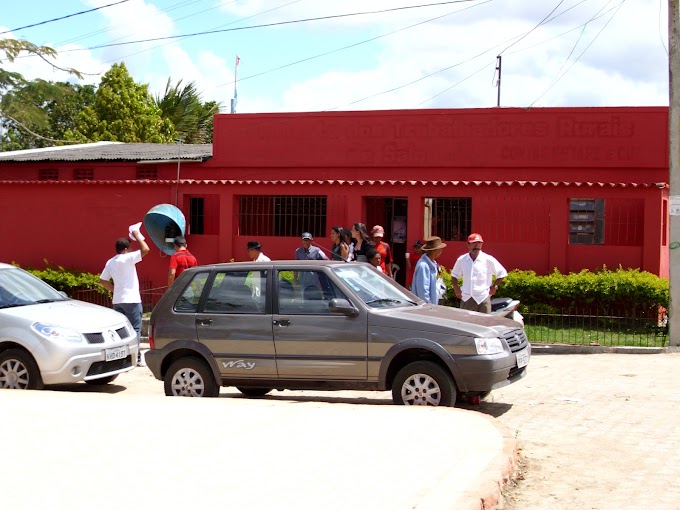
0 0 131 36
658 0 669 55
498 0 565 56
55 0 488 53
528 0 627 107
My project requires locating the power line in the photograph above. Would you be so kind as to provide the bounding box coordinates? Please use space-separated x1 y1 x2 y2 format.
0 0 131 36
498 0 565 56
528 0 628 107
56 0 487 53
228 0 494 90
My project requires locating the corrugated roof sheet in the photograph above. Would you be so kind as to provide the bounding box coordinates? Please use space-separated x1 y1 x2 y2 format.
0 179 668 188
0 142 212 162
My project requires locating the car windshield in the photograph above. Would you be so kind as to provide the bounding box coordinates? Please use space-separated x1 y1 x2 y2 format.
331 265 418 308
0 268 67 309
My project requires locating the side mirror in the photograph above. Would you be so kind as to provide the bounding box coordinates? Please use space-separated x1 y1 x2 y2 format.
329 298 359 317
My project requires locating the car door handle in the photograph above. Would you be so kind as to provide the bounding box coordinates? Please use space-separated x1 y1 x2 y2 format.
273 319 290 327
196 318 212 326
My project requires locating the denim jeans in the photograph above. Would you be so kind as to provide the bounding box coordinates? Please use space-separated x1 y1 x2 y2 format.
114 302 142 360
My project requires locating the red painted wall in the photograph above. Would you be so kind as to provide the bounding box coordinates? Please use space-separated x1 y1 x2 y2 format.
0 106 669 294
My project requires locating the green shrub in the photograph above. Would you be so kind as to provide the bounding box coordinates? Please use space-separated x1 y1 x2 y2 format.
16 260 108 295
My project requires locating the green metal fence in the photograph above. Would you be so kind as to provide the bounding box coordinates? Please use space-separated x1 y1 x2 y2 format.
523 310 668 347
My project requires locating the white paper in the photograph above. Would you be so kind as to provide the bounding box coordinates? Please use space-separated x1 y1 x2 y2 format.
670 196 680 216
128 222 145 241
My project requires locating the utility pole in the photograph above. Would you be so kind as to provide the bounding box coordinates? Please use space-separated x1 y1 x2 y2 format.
495 56 502 107
669 0 679 346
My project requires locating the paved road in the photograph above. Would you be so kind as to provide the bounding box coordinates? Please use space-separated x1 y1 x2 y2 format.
3 352 678 509
479 352 680 510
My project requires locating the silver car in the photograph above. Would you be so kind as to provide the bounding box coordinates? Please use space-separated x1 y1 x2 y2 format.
0 263 139 389
147 261 530 406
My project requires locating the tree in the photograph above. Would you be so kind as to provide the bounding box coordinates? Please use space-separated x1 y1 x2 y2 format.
154 79 221 143
0 38 84 150
67 63 176 143
1 82 95 150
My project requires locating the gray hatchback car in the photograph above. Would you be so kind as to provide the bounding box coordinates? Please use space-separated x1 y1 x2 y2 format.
147 261 530 406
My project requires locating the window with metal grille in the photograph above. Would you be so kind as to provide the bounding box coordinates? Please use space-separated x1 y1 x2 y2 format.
136 167 157 180
569 198 604 245
74 169 94 180
430 198 471 241
39 169 59 181
239 195 327 237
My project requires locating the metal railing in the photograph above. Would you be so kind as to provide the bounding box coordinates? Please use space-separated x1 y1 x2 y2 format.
71 280 167 314
523 309 668 348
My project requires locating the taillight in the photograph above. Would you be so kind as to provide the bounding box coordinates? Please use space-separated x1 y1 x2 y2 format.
148 323 155 349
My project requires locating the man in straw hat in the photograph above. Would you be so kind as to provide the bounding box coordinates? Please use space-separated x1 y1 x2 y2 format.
451 233 507 313
412 236 447 304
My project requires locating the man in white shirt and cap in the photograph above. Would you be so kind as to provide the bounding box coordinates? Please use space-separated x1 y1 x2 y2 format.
451 233 507 314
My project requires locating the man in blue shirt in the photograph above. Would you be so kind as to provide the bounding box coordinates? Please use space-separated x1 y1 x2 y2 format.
412 236 447 305
294 232 328 289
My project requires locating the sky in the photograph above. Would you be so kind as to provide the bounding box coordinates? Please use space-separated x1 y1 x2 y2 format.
0 0 670 114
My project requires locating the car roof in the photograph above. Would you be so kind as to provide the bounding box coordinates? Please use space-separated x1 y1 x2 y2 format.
0 262 16 270
184 260 356 272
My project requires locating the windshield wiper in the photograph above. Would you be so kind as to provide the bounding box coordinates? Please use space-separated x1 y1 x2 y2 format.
34 299 60 304
365 298 414 306
0 303 28 309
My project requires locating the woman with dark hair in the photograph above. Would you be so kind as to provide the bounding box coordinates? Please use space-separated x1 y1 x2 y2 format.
342 228 355 262
351 222 374 263
330 226 351 261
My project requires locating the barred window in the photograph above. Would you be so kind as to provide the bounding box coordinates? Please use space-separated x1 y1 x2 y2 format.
136 167 157 180
430 197 471 241
570 198 644 246
74 168 94 180
39 169 59 181
186 195 219 236
239 195 327 238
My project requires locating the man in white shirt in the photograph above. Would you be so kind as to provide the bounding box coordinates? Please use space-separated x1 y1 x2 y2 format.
451 233 507 314
99 230 150 366
247 240 271 262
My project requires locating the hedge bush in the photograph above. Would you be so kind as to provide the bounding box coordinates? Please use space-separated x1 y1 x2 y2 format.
487 267 667 316
17 260 108 295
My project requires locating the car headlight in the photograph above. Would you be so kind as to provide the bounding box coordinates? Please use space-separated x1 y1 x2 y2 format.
474 337 504 355
32 322 84 343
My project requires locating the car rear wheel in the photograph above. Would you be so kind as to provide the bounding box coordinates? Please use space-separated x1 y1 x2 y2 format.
165 357 219 397
0 349 44 390
237 387 272 397
84 374 119 385
392 361 456 407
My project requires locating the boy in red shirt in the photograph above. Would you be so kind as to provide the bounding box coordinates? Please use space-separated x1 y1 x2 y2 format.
168 236 198 286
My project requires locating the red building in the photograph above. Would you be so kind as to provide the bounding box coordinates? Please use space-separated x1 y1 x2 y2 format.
0 106 669 292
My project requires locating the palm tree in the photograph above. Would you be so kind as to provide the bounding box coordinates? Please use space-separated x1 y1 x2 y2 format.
154 79 221 143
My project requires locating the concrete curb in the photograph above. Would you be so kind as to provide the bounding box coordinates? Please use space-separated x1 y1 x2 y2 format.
531 343 680 354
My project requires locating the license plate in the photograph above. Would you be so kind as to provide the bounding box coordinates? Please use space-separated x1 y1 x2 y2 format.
515 348 530 368
105 346 128 362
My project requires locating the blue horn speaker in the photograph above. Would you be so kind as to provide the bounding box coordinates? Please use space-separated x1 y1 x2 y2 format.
143 204 186 255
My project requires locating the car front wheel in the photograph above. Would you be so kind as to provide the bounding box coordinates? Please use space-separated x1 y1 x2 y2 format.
392 361 456 407
0 349 44 390
164 357 219 397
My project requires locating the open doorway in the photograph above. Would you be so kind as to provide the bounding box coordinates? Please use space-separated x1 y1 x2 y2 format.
365 197 408 287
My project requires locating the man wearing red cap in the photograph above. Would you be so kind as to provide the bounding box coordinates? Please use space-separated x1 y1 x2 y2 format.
451 233 507 313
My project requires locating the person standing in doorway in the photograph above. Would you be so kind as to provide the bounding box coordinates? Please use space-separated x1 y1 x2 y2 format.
99 230 150 367
167 236 198 287
412 236 447 305
451 233 507 314
351 223 373 263
370 225 393 277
